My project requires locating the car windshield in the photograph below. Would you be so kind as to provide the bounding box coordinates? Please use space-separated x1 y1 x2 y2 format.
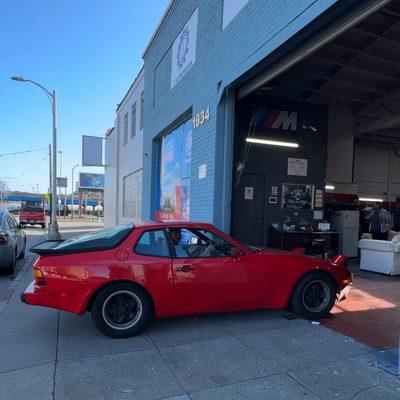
22 207 43 213
53 224 134 251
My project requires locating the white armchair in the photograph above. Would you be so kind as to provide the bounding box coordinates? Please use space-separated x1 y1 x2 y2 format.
358 237 400 275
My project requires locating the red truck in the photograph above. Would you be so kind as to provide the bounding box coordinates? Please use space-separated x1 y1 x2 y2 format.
19 206 46 229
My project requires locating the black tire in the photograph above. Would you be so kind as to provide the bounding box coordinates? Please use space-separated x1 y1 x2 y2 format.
4 251 16 275
290 271 336 319
91 282 152 338
18 240 26 259
41 223 46 229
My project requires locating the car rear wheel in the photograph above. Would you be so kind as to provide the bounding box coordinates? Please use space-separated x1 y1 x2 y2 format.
290 272 336 319
91 282 152 338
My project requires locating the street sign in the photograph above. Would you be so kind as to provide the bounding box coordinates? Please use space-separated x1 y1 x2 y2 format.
56 177 68 188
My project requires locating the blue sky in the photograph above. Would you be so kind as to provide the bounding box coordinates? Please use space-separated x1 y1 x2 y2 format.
0 0 168 193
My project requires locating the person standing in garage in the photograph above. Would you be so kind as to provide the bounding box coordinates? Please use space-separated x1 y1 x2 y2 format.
368 203 390 240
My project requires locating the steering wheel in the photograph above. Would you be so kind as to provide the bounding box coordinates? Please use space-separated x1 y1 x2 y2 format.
184 242 212 257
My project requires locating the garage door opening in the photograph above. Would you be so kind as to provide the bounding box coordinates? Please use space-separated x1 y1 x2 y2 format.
231 0 400 248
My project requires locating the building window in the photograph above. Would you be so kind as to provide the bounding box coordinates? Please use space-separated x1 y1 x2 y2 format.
131 102 137 139
123 169 142 219
123 113 128 145
140 91 144 131
157 118 192 221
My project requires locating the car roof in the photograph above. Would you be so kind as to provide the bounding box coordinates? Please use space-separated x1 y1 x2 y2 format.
132 220 215 229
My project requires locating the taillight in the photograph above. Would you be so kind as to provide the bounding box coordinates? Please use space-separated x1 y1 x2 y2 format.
0 233 7 245
34 268 45 286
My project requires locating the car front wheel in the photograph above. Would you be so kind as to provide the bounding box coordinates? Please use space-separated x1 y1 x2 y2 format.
290 272 336 319
91 282 152 338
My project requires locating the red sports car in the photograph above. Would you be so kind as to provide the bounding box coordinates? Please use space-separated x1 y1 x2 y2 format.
22 221 351 338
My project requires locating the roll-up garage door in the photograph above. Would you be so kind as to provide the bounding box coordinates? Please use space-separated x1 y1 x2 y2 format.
238 0 392 100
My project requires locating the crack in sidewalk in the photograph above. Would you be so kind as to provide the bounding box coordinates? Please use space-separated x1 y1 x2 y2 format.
52 311 60 400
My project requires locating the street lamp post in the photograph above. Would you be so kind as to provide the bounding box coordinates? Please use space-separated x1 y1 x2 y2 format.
11 76 61 240
71 164 79 219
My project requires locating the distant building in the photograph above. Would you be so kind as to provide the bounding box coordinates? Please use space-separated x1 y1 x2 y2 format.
104 67 144 227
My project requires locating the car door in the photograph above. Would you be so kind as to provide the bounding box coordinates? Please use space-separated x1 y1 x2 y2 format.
170 227 265 308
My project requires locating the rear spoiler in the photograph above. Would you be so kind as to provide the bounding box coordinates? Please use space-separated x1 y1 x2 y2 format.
29 240 65 255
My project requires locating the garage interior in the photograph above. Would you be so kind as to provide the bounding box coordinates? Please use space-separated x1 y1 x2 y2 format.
232 0 400 350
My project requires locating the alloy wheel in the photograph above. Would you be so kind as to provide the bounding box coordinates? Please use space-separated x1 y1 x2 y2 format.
101 290 143 330
302 280 330 313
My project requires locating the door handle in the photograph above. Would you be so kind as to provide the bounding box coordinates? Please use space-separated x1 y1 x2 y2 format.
176 265 195 272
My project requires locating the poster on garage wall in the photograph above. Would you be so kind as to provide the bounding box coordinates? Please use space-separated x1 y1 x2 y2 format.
157 119 192 220
282 183 314 210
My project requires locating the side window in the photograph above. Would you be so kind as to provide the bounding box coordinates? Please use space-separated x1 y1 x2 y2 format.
6 215 16 229
135 229 170 257
10 215 18 228
168 228 234 258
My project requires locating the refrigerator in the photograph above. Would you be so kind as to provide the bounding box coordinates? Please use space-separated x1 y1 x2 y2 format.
330 211 360 257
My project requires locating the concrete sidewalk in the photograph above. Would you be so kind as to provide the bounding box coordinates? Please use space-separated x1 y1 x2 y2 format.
0 222 399 400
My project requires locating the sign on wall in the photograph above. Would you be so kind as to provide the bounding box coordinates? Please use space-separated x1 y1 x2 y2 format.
198 164 207 179
193 106 210 130
171 8 198 89
257 108 298 131
287 158 308 177
244 187 254 200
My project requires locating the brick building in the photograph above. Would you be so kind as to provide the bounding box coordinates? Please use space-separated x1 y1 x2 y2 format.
106 0 400 249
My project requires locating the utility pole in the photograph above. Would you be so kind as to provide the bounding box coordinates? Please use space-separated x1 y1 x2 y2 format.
48 144 52 193
48 144 52 224
50 89 60 238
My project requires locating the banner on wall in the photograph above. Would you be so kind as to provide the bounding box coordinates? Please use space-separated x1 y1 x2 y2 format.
157 120 192 220
171 8 198 89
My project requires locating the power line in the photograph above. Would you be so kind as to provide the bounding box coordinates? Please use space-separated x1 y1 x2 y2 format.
0 148 48 158
19 152 49 177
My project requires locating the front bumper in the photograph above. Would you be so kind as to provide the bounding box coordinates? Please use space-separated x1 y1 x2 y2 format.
337 284 351 302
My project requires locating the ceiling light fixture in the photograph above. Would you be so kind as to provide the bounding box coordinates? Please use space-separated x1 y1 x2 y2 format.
245 138 299 148
359 197 383 203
